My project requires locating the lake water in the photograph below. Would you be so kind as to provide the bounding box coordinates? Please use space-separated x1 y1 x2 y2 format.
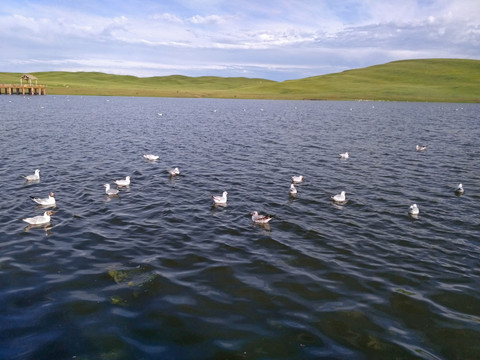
0 96 479 360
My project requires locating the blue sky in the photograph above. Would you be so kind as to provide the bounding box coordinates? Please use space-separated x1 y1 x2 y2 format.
1 0 479 80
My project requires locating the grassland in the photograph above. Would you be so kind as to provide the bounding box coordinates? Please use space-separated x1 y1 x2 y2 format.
1 59 479 102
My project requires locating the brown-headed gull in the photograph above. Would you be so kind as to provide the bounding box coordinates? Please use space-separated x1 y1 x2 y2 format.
416 145 427 151
114 176 130 186
292 175 304 183
143 154 159 161
168 167 180 176
339 152 349 159
22 210 54 225
289 183 297 196
455 183 464 195
251 211 273 224
408 204 419 215
23 169 40 181
31 192 55 206
212 191 228 205
104 183 119 196
331 191 346 203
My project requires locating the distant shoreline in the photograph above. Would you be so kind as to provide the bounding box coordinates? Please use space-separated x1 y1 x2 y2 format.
1 59 479 103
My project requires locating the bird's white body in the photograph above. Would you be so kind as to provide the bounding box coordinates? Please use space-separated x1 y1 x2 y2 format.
24 169 40 181
409 204 419 215
289 183 297 195
114 176 130 186
251 211 273 224
339 152 349 159
143 154 159 161
22 210 54 225
455 183 464 194
212 191 228 205
416 145 427 151
331 191 346 203
31 192 55 206
104 183 119 196
292 175 304 183
169 167 180 176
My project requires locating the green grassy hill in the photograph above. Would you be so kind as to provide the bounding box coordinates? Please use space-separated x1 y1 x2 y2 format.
1 59 479 102
274 59 480 102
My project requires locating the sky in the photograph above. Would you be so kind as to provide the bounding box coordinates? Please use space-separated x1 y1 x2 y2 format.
1 0 479 81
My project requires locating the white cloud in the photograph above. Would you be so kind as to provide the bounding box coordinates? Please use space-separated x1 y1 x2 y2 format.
151 13 183 23
0 0 479 80
189 14 225 25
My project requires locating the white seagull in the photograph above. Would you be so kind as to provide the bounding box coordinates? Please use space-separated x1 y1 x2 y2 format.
143 154 159 161
331 191 346 203
292 175 304 183
168 167 180 176
114 176 130 186
104 183 119 196
339 152 349 159
416 145 427 151
455 183 464 195
251 211 273 224
31 192 55 206
408 204 419 215
289 183 297 196
23 169 40 181
212 191 228 205
22 210 54 225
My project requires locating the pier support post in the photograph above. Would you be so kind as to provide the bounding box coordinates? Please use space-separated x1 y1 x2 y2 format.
0 84 47 95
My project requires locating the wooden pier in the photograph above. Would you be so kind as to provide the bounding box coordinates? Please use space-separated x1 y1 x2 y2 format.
0 74 46 95
0 84 47 95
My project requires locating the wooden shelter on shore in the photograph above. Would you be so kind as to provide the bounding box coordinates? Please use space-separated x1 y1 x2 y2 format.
0 74 46 95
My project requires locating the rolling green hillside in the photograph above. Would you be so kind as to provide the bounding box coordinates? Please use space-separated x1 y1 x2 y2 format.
1 59 479 102
274 59 480 102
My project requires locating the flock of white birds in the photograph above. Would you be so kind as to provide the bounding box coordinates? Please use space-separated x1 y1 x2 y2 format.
21 145 464 228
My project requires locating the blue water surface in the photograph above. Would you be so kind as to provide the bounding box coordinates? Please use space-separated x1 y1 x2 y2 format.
0 96 479 360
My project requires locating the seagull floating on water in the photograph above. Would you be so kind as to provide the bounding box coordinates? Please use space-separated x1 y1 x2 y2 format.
292 175 304 183
455 183 464 195
104 183 119 196
339 152 349 159
114 176 130 186
289 183 297 196
143 154 159 161
416 145 427 151
331 191 346 203
31 192 55 206
251 211 273 224
23 169 40 181
408 204 419 215
212 191 228 205
168 167 180 176
22 210 54 225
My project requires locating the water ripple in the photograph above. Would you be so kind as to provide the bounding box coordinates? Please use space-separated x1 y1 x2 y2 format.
0 97 479 359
